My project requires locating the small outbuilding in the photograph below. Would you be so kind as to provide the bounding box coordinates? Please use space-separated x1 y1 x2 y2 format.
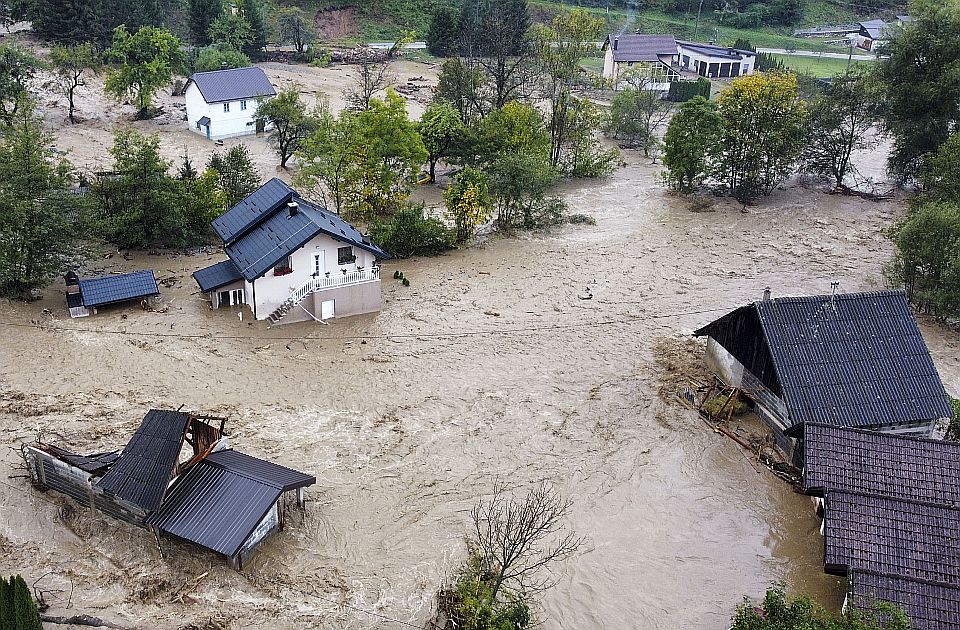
694 290 953 461
65 269 160 318
855 19 894 51
184 66 277 140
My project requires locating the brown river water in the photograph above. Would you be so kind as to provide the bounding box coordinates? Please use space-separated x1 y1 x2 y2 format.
1 153 958 629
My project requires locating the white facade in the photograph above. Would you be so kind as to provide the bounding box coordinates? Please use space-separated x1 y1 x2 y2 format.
602 49 679 91
244 233 378 321
677 43 755 78
184 82 272 141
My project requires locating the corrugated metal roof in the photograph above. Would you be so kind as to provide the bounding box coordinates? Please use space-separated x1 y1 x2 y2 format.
606 34 677 62
146 460 280 557
677 40 754 61
204 449 316 491
802 424 960 505
79 270 159 308
213 178 389 281
46 445 121 475
95 410 190 512
696 291 952 430
193 259 244 293
187 67 277 104
848 570 960 630
823 490 960 584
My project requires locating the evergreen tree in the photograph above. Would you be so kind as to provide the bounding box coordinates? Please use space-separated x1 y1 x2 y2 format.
426 5 460 57
236 0 266 56
0 576 13 628
188 0 223 46
12 575 41 630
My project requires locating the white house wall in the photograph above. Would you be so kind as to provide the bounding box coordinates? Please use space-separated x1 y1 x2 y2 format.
185 83 273 141
248 233 376 320
678 46 755 78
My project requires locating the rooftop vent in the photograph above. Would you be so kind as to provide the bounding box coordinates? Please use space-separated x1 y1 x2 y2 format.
287 201 299 217
613 37 619 51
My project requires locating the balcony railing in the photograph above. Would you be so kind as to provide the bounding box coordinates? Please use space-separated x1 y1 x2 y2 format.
313 266 380 290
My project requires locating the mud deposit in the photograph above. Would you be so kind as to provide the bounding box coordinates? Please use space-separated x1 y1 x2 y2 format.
2 149 960 628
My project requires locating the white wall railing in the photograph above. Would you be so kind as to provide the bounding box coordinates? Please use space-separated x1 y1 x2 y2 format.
314 265 380 290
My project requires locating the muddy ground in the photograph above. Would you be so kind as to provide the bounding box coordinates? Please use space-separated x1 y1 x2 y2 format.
1 36 959 630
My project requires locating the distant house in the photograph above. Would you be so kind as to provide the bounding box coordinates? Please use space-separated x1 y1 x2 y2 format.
193 178 388 325
64 269 159 318
24 409 316 569
855 19 894 51
676 41 756 78
694 290 953 460
601 34 680 91
184 66 277 141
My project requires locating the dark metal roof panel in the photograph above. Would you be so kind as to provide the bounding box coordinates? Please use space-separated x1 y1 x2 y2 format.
193 259 244 293
187 67 277 104
754 291 952 429
205 449 316 491
146 460 281 557
823 490 960 583
225 207 323 281
197 115 211 126
212 177 294 244
95 410 190 512
677 41 754 60
79 270 159 308
606 34 677 62
802 424 960 504
46 445 121 475
848 570 960 630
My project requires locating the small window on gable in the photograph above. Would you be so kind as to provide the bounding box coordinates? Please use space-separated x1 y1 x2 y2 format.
223 102 230 113
338 246 356 265
240 99 247 110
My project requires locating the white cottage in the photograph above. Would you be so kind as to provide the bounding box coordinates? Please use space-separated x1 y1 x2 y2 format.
184 66 277 140
676 41 756 78
193 178 388 325
601 33 680 91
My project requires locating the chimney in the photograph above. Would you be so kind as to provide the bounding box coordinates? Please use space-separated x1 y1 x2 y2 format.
613 37 619 51
220 62 227 70
762 287 771 301
287 201 299 217
64 271 80 294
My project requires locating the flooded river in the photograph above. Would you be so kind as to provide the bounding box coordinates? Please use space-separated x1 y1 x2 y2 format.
1 153 957 629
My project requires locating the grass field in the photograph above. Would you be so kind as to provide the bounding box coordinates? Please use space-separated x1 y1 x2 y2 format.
770 53 873 77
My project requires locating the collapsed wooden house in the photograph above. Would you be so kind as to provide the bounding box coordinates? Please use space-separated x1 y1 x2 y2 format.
23 409 315 569
800 423 960 629
694 290 953 462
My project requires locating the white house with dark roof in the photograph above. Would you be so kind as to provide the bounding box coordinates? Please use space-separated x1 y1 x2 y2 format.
184 66 277 140
601 33 680 91
855 19 894 51
676 41 756 78
193 178 388 325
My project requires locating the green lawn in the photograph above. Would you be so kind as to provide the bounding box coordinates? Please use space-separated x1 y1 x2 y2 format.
770 53 873 77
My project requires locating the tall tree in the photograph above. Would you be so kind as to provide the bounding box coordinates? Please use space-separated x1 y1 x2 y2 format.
473 0 534 110
236 0 267 56
188 0 223 46
714 71 807 201
275 8 313 55
0 45 42 124
207 12 252 52
50 42 102 124
802 71 877 188
533 8 604 167
888 201 960 316
662 95 723 193
417 101 463 181
104 26 186 119
921 133 960 201
0 103 82 297
426 5 459 57
255 88 318 169
608 72 674 158
874 0 960 181
346 49 393 112
208 144 260 206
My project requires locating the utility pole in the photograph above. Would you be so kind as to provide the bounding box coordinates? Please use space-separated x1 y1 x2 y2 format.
846 34 854 75
693 0 705 41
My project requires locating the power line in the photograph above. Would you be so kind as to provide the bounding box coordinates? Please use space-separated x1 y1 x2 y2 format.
0 305 730 342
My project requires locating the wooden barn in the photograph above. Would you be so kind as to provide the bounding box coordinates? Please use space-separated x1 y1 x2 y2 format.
694 290 953 462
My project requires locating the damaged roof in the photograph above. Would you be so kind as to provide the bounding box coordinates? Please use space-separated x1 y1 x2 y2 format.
45 446 120 476
210 178 388 282
802 423 960 505
146 449 315 557
95 410 191 512
695 291 953 431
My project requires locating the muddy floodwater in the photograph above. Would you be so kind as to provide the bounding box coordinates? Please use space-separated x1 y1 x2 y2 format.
2 153 958 629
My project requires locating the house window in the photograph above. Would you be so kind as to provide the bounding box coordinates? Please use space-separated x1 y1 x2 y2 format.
338 246 356 265
273 256 292 276
240 100 247 110
223 102 231 113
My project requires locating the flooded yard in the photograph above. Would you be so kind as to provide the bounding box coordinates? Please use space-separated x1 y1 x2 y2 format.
0 45 958 625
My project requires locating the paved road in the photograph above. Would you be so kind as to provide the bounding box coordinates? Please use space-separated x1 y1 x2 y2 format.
757 47 877 61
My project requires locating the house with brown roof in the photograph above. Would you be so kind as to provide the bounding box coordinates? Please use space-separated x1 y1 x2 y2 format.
601 33 680 91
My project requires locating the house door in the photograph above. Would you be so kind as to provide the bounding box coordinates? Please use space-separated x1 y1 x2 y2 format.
321 299 335 320
205 124 211 139
313 252 325 277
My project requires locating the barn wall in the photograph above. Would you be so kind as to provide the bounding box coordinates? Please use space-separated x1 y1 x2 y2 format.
700 306 783 397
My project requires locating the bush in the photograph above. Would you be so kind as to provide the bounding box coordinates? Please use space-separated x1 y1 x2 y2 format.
567 213 596 225
702 393 749 417
369 205 454 259
947 397 960 441
438 553 531 630
887 201 960 316
194 44 250 72
667 78 711 103
733 584 910 630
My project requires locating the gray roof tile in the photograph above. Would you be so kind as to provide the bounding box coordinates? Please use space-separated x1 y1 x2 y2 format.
187 66 276 104
606 34 677 62
848 570 960 630
193 259 244 293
